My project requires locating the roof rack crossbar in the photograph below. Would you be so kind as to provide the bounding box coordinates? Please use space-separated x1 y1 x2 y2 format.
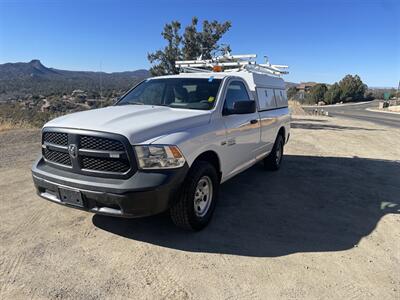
175 53 288 76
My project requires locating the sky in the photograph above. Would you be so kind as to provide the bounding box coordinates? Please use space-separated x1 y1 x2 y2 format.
0 0 399 87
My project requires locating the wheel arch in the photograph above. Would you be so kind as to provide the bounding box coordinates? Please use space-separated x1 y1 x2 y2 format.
191 150 222 182
278 126 286 142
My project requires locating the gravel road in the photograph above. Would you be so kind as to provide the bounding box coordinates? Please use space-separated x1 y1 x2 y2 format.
0 116 399 299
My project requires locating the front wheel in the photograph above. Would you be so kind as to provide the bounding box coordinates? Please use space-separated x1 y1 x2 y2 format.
170 161 219 230
264 134 284 171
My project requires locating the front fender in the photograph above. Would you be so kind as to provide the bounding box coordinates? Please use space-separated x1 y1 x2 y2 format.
149 122 226 169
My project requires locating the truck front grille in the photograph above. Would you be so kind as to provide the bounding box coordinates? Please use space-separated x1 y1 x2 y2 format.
80 136 125 151
41 129 136 178
43 148 72 166
43 132 68 146
81 156 130 173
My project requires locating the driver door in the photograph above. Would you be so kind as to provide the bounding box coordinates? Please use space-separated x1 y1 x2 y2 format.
221 80 261 179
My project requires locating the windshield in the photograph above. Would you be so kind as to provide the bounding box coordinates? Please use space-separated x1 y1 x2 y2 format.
117 78 222 110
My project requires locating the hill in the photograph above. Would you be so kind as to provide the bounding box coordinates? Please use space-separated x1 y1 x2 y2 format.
0 60 150 101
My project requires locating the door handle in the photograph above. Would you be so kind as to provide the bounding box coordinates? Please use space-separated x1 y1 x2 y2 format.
250 119 259 124
227 138 236 146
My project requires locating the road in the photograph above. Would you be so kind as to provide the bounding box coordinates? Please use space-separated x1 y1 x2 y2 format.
304 100 400 128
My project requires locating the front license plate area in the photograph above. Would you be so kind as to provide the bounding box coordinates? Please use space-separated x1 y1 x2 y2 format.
59 187 84 207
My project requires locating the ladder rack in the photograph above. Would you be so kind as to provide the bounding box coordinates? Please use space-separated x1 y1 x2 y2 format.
175 53 289 77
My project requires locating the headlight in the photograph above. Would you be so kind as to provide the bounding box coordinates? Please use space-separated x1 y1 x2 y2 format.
134 145 186 169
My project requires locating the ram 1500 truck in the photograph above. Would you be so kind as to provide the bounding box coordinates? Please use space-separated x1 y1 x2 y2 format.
32 68 290 230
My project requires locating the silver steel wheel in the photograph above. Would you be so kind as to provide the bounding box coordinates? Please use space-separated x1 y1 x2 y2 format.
193 176 213 217
276 140 282 165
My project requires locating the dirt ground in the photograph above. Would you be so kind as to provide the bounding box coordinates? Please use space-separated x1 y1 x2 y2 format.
0 115 399 299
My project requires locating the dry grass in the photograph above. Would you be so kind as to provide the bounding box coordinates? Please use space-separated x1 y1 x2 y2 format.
0 119 36 132
288 100 307 116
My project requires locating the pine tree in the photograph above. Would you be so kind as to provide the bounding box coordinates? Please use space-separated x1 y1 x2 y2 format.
148 17 231 76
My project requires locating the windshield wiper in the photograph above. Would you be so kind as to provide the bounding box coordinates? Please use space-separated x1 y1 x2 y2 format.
120 101 144 105
119 102 169 107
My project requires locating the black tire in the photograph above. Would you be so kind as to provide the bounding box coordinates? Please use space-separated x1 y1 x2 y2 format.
170 161 219 231
264 134 284 171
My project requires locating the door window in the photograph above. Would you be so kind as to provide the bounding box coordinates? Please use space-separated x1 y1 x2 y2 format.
224 81 251 111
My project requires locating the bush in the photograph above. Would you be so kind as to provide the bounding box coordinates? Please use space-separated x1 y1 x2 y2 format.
338 75 366 102
324 83 341 104
287 86 298 100
308 84 328 104
321 74 368 104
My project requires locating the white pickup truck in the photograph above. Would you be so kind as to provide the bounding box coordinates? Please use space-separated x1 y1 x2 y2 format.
32 66 290 230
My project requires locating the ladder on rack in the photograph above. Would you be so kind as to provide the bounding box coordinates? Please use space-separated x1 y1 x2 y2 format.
175 51 289 77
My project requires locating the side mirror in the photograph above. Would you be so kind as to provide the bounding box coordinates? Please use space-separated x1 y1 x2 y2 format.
223 100 255 115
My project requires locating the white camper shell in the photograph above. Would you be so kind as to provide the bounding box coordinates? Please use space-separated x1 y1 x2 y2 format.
224 71 288 111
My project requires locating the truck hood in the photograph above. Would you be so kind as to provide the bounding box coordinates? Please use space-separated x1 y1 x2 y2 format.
44 105 212 144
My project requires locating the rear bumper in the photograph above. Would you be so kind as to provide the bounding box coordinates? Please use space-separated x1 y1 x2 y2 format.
32 158 188 218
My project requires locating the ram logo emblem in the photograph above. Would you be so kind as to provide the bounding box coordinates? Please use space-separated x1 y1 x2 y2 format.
68 144 78 159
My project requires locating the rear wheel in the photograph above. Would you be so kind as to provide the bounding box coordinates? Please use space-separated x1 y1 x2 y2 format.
170 161 219 230
264 134 284 171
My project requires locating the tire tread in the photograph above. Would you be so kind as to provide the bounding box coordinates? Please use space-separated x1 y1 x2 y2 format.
264 134 284 171
170 161 218 230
